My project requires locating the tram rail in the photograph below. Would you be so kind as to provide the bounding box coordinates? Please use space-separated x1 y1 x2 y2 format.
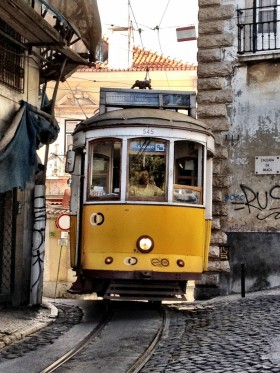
40 302 168 373
126 305 168 373
40 302 112 373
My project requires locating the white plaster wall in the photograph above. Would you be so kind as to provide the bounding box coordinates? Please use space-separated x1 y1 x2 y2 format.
224 0 280 232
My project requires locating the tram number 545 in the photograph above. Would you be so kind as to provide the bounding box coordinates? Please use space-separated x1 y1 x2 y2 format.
143 128 155 135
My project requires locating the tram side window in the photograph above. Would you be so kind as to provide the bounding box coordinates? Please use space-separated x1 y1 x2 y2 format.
173 140 203 204
88 139 121 200
127 138 167 201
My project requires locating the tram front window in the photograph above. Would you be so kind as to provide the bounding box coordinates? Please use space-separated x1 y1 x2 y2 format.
88 139 121 200
128 138 167 201
173 140 203 204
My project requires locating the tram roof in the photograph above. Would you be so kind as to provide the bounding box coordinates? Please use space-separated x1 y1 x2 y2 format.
74 108 214 138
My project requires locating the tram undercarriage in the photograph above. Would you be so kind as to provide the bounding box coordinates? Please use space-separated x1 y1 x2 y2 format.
68 270 201 301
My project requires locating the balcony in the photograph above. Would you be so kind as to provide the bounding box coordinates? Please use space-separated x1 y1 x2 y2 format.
237 4 280 55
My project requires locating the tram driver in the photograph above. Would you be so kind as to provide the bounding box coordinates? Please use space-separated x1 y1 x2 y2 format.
129 169 164 197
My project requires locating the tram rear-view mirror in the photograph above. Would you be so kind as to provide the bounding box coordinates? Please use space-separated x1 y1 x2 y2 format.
65 149 76 173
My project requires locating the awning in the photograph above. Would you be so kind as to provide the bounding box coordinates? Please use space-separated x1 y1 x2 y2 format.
45 0 102 59
0 0 102 82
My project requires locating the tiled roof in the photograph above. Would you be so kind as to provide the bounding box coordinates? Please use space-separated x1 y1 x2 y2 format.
46 202 69 216
81 44 196 72
132 46 195 70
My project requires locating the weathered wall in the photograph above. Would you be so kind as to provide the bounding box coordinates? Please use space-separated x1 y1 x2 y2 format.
225 232 280 294
43 216 76 298
228 61 280 232
0 50 41 305
198 0 280 296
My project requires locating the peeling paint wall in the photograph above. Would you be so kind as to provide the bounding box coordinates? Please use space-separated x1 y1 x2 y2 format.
198 0 280 296
228 61 280 232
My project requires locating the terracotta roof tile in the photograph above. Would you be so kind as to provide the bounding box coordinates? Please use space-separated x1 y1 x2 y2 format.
46 202 69 216
82 44 196 72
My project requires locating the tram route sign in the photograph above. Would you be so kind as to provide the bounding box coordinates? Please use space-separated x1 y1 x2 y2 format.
255 155 280 175
99 88 196 117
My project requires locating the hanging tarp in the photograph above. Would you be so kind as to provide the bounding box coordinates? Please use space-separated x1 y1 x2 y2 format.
44 0 102 60
0 101 59 193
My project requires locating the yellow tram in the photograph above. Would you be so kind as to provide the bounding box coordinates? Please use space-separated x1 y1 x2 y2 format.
66 88 214 301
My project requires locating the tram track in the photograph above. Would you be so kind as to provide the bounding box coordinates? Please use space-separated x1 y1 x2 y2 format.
40 302 113 373
126 305 168 373
40 302 168 373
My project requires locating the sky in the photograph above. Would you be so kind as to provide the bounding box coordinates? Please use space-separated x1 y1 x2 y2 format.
97 0 198 64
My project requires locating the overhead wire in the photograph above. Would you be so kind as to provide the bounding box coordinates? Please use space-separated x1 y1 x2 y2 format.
153 0 172 88
128 0 145 49
52 0 194 118
157 0 171 28
127 0 174 87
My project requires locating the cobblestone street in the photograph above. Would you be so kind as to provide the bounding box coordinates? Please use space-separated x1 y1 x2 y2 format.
1 292 280 372
142 292 280 372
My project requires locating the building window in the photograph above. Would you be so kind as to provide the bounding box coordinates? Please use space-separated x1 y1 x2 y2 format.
258 0 277 34
237 0 279 54
0 19 25 93
65 120 79 153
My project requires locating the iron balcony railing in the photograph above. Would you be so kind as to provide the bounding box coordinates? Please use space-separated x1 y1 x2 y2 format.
237 4 280 54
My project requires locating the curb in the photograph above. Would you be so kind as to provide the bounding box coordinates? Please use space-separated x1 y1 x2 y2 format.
0 302 58 350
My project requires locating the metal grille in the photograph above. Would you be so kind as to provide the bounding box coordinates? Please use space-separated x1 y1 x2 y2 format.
0 190 16 301
237 3 280 54
0 19 24 93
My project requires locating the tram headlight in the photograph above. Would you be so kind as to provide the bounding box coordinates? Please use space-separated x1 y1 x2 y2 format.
136 235 154 253
177 259 185 268
105 256 113 264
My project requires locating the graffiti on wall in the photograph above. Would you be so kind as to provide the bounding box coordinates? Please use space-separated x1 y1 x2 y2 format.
30 185 46 305
225 184 280 220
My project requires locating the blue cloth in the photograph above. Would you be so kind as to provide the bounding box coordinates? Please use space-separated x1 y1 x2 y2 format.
0 101 59 193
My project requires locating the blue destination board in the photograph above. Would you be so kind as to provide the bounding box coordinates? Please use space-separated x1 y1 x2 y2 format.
130 142 165 152
162 94 190 107
106 91 159 106
101 88 193 110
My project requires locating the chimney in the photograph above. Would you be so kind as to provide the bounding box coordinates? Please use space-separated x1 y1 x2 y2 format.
108 27 133 69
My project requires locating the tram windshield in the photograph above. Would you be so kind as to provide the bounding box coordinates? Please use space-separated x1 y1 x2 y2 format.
86 137 203 204
128 138 167 201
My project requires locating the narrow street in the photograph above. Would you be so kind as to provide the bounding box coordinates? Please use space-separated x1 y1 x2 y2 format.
1 290 280 372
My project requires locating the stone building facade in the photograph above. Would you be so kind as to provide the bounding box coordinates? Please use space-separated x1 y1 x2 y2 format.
197 0 280 296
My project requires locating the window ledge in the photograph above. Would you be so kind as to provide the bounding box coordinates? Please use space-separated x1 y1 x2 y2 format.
238 51 280 63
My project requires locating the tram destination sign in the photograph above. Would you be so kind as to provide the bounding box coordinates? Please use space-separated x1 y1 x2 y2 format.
255 155 280 174
99 88 196 114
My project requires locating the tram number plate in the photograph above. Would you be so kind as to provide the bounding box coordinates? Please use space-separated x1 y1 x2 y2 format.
143 129 155 135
